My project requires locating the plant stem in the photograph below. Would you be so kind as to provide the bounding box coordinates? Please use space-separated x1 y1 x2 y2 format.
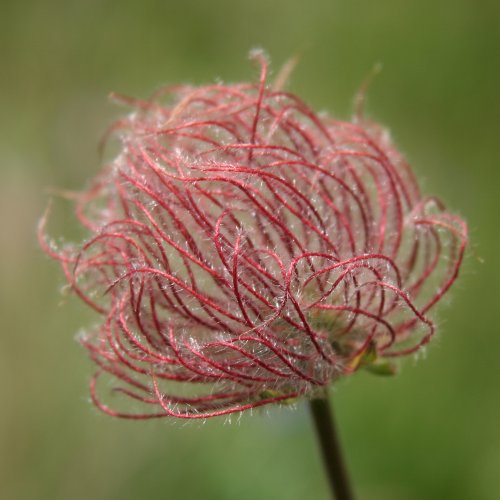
309 390 355 500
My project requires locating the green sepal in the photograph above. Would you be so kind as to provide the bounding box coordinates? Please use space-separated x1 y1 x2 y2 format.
363 361 398 376
357 342 378 366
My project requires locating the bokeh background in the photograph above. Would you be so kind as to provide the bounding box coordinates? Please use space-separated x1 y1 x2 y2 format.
1 1 499 499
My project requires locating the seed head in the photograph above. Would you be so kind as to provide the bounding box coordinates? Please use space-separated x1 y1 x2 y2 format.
40 53 467 418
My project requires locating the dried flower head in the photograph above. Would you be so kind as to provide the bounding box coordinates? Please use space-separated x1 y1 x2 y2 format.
40 52 467 419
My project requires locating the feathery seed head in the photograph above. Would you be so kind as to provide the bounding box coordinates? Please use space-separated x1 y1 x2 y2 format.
40 52 467 419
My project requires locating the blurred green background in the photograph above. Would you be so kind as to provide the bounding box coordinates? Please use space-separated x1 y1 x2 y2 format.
1 1 499 499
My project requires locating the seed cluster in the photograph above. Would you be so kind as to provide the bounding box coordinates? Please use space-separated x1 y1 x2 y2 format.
41 53 467 418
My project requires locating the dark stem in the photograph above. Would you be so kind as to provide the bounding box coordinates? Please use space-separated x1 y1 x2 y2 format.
309 390 355 500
